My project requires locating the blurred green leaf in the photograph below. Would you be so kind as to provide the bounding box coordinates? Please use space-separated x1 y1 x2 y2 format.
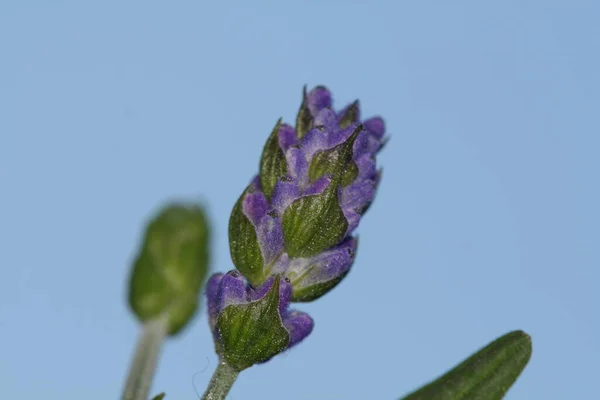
401 330 532 400
151 393 165 400
128 203 210 335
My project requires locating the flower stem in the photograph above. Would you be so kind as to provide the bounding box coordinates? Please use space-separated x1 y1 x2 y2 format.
122 314 170 400
201 360 240 400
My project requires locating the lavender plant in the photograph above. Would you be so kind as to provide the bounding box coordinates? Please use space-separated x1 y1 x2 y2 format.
122 86 532 400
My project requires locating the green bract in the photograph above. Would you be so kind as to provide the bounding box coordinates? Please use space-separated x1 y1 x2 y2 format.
128 204 210 335
228 185 265 287
338 100 359 129
295 86 314 139
216 276 290 371
259 118 287 200
282 184 348 258
308 139 359 187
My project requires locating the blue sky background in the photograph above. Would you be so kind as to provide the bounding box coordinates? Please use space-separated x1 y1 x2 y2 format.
1 1 598 399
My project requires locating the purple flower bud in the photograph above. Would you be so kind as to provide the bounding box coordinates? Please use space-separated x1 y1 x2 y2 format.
206 272 224 329
284 310 315 348
206 271 314 366
306 85 332 116
228 86 385 301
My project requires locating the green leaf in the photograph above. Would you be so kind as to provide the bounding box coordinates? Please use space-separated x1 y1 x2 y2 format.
259 118 287 199
295 85 313 139
401 330 532 400
151 393 165 400
228 186 265 287
338 100 359 129
217 276 290 371
128 204 210 335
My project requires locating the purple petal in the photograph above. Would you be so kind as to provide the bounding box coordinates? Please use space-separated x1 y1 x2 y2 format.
352 130 370 159
247 276 273 300
313 108 338 131
206 273 224 328
342 180 376 233
285 147 308 184
259 216 284 265
354 151 377 181
345 210 361 234
363 116 385 139
342 180 376 211
307 86 332 116
216 270 247 313
283 310 314 348
324 122 360 151
242 191 284 265
278 123 297 152
300 127 329 162
304 175 331 196
278 278 293 314
242 192 269 225
271 179 301 215
367 134 384 154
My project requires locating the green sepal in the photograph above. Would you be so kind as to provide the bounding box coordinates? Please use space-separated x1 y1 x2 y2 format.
282 181 347 258
339 100 359 129
151 393 165 400
283 127 360 258
228 186 265 287
295 85 314 139
401 330 532 400
128 204 210 336
308 128 360 187
217 276 290 371
259 118 287 199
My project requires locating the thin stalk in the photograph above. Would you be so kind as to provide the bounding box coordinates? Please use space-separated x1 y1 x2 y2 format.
201 361 240 400
122 314 170 400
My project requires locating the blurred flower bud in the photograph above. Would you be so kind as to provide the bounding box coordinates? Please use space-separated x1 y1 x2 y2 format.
129 204 210 335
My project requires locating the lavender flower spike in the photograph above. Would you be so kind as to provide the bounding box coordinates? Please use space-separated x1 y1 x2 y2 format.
206 271 314 371
229 85 386 302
